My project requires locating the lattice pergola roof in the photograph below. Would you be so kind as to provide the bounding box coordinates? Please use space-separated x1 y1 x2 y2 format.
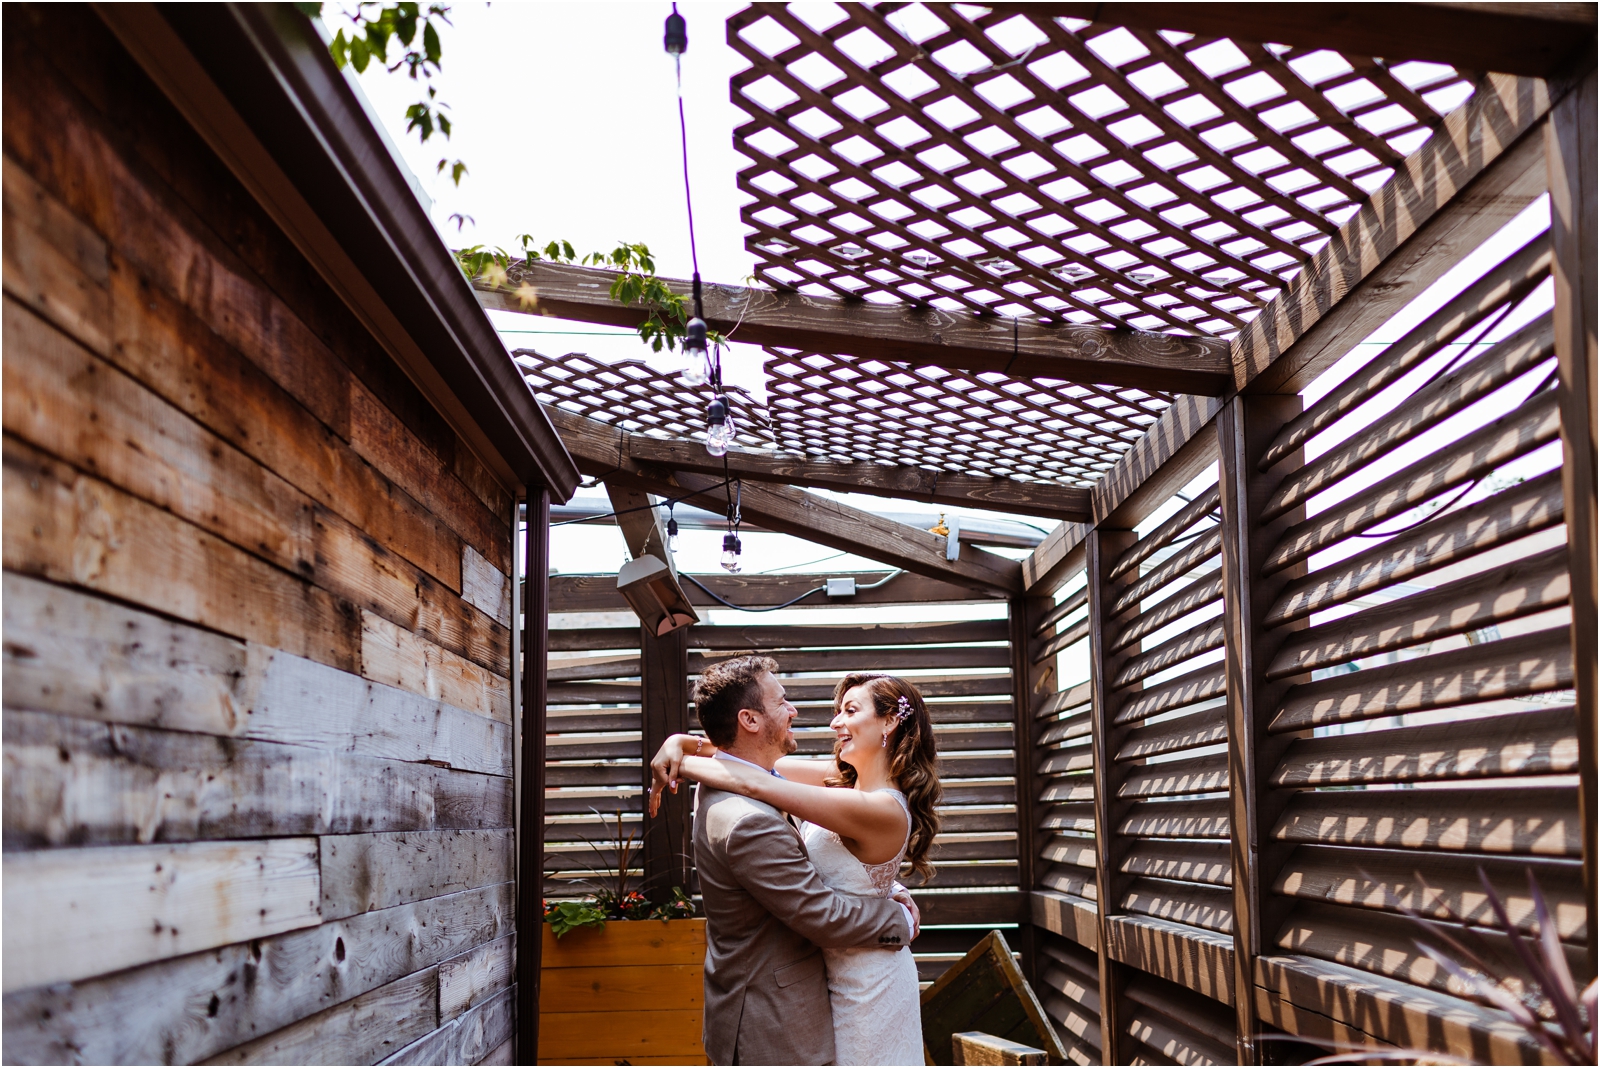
727 2 1474 337
515 348 1169 488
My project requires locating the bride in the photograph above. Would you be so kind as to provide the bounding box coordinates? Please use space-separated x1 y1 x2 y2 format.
650 672 941 1066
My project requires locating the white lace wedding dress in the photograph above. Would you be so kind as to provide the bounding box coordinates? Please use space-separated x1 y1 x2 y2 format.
799 788 925 1066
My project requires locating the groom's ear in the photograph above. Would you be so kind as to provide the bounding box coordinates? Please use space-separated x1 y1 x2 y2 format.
735 706 762 735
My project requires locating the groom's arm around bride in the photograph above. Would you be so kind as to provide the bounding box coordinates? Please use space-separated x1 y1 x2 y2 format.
696 783 913 1067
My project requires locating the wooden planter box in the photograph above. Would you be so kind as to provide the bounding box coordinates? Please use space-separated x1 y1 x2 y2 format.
538 918 708 1065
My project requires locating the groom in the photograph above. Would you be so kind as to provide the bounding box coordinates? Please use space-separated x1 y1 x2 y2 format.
663 655 916 1066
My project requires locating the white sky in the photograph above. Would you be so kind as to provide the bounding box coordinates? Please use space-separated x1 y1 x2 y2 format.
341 5 1555 602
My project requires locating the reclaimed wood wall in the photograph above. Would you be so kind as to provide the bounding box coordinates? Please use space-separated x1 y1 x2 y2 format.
1 6 517 1064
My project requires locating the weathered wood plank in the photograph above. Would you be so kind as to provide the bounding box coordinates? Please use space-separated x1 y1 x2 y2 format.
490 261 1233 393
2 574 511 774
439 934 515 1023
539 963 703 1014
1031 890 1100 951
318 829 514 920
361 610 511 725
460 545 511 629
384 985 514 1066
1 708 511 848
2 838 321 993
3 122 503 581
2 296 507 676
201 965 437 1066
0 154 112 356
4 437 361 670
2 882 513 1066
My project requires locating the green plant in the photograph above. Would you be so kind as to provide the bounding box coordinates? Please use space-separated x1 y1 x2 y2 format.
541 810 697 938
461 238 726 353
296 2 468 186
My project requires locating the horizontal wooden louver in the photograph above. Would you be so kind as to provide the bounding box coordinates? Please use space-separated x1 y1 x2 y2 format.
1250 222 1582 1041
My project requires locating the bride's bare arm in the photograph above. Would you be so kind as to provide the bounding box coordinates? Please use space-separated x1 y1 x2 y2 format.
774 755 836 787
675 756 908 864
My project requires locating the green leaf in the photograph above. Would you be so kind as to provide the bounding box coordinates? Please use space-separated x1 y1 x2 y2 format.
423 21 441 64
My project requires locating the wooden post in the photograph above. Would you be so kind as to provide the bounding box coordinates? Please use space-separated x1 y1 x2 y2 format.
640 624 692 903
1009 593 1052 982
1217 396 1306 1063
517 489 551 1063
1547 65 1599 979
1085 527 1138 1067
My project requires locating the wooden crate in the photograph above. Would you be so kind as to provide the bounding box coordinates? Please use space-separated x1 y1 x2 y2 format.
538 918 708 1065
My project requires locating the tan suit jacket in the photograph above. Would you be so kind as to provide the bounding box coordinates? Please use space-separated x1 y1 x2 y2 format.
694 785 912 1066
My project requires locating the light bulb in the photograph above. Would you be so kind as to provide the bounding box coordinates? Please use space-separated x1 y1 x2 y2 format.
682 317 709 386
666 515 679 553
720 532 742 573
680 356 709 387
705 395 730 457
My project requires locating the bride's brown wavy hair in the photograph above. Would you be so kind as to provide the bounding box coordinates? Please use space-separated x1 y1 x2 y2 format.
826 673 942 881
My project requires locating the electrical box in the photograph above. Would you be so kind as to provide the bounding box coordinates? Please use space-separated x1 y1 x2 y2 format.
825 577 857 597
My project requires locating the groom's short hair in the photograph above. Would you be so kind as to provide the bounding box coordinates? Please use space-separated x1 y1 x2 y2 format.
694 655 779 747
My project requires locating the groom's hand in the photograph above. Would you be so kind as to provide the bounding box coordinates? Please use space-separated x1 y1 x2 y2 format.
890 886 920 941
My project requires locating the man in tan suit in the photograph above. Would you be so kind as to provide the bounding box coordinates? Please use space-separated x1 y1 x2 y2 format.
676 655 915 1066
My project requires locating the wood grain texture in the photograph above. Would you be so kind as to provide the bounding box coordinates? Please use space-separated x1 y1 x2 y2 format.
486 262 1232 394
201 965 437 1066
318 829 514 920
547 404 1092 522
0 64 510 576
439 935 514 1021
461 545 511 628
2 838 321 993
1 708 509 848
384 985 513 1066
360 610 511 725
2 573 512 773
3 437 361 672
4 283 508 678
2 881 512 1065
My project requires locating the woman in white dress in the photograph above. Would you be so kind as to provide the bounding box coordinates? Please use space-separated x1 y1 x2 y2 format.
650 672 942 1066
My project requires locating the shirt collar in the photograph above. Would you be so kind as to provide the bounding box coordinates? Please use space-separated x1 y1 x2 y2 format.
713 750 783 777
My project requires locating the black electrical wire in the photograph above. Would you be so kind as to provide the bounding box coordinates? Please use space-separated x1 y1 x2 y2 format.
550 476 734 527
681 569 905 613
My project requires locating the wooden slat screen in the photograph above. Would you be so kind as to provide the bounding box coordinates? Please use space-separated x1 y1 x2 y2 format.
545 631 647 897
1245 222 1580 1058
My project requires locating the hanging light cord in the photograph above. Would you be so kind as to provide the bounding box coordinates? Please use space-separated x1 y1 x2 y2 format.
681 569 905 612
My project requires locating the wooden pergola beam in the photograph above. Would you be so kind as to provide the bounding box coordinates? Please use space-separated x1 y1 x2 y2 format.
995 3 1596 79
481 262 1232 394
547 409 1023 594
543 405 1091 523
614 468 1022 596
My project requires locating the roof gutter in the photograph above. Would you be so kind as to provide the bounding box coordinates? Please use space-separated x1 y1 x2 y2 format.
96 2 579 500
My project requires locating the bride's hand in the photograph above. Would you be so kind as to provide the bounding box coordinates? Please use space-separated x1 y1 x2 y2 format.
648 734 711 817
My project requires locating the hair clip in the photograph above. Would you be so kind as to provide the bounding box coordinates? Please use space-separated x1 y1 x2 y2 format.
893 694 913 723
